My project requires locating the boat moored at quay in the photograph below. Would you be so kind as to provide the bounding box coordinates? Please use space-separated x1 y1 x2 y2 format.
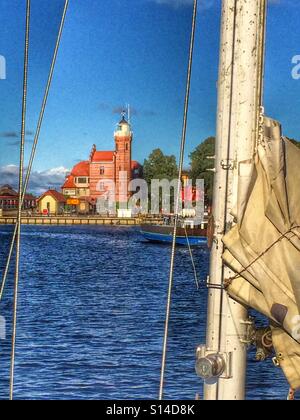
141 218 207 246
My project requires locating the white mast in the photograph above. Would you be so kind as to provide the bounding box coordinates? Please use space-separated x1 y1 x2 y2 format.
196 0 267 400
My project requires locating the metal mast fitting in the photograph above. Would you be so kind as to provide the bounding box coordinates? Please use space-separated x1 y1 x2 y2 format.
198 0 267 400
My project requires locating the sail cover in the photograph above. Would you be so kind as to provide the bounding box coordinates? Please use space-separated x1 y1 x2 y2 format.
223 117 300 390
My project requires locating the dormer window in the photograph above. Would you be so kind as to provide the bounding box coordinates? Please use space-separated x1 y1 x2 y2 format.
77 177 88 184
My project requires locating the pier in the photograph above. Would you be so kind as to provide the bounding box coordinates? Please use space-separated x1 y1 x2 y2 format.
0 215 163 226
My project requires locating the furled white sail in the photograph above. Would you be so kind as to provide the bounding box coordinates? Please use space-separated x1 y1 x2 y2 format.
223 117 300 390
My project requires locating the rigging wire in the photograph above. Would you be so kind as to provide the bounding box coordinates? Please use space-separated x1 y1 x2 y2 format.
225 226 300 288
0 0 69 301
159 0 198 401
184 226 200 290
9 0 31 401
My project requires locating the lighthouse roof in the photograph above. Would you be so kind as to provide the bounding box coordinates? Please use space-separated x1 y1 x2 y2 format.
119 116 129 125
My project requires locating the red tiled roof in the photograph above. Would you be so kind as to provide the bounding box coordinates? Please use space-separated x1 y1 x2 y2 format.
62 175 76 189
131 160 141 170
0 191 18 198
0 185 36 200
71 161 90 176
0 195 36 200
91 151 115 162
0 186 18 197
37 190 67 203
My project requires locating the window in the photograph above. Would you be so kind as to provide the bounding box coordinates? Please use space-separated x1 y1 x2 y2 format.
126 143 129 151
99 182 105 192
100 166 105 175
77 177 88 184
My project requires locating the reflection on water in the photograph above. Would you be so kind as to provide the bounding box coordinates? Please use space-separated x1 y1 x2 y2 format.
0 226 288 400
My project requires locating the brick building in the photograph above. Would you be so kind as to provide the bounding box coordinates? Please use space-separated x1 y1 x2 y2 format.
0 185 37 212
62 116 142 213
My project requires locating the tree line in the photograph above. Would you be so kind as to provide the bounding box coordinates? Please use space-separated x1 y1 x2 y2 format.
143 137 215 204
143 136 300 205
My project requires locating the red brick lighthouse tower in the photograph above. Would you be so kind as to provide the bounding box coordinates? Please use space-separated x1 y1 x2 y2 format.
114 113 133 204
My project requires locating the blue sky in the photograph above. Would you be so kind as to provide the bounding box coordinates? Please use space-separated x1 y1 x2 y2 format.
0 0 300 193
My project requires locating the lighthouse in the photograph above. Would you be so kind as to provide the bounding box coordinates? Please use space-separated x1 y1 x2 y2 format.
62 111 141 213
114 113 133 203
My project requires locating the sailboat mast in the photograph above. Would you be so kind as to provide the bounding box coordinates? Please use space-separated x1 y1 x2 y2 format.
200 0 267 400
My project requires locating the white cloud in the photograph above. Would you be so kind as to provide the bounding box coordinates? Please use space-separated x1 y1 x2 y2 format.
0 165 70 196
0 165 19 187
45 166 70 176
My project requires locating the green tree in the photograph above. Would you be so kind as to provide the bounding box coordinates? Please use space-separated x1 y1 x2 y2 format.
189 137 215 204
188 136 299 205
143 149 178 213
143 149 178 185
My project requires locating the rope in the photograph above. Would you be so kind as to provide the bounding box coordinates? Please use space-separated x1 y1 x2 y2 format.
256 0 267 150
9 0 31 401
0 0 69 301
225 226 300 287
261 330 273 349
159 0 198 400
184 226 200 290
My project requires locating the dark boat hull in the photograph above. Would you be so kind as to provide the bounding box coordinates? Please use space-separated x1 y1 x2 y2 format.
140 224 207 246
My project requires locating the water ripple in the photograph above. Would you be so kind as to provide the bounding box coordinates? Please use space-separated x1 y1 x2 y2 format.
0 225 289 400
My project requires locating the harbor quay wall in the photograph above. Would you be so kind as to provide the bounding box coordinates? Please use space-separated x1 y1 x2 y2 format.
0 215 163 226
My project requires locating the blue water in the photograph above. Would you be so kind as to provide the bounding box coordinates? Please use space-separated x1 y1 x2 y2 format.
0 225 288 400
